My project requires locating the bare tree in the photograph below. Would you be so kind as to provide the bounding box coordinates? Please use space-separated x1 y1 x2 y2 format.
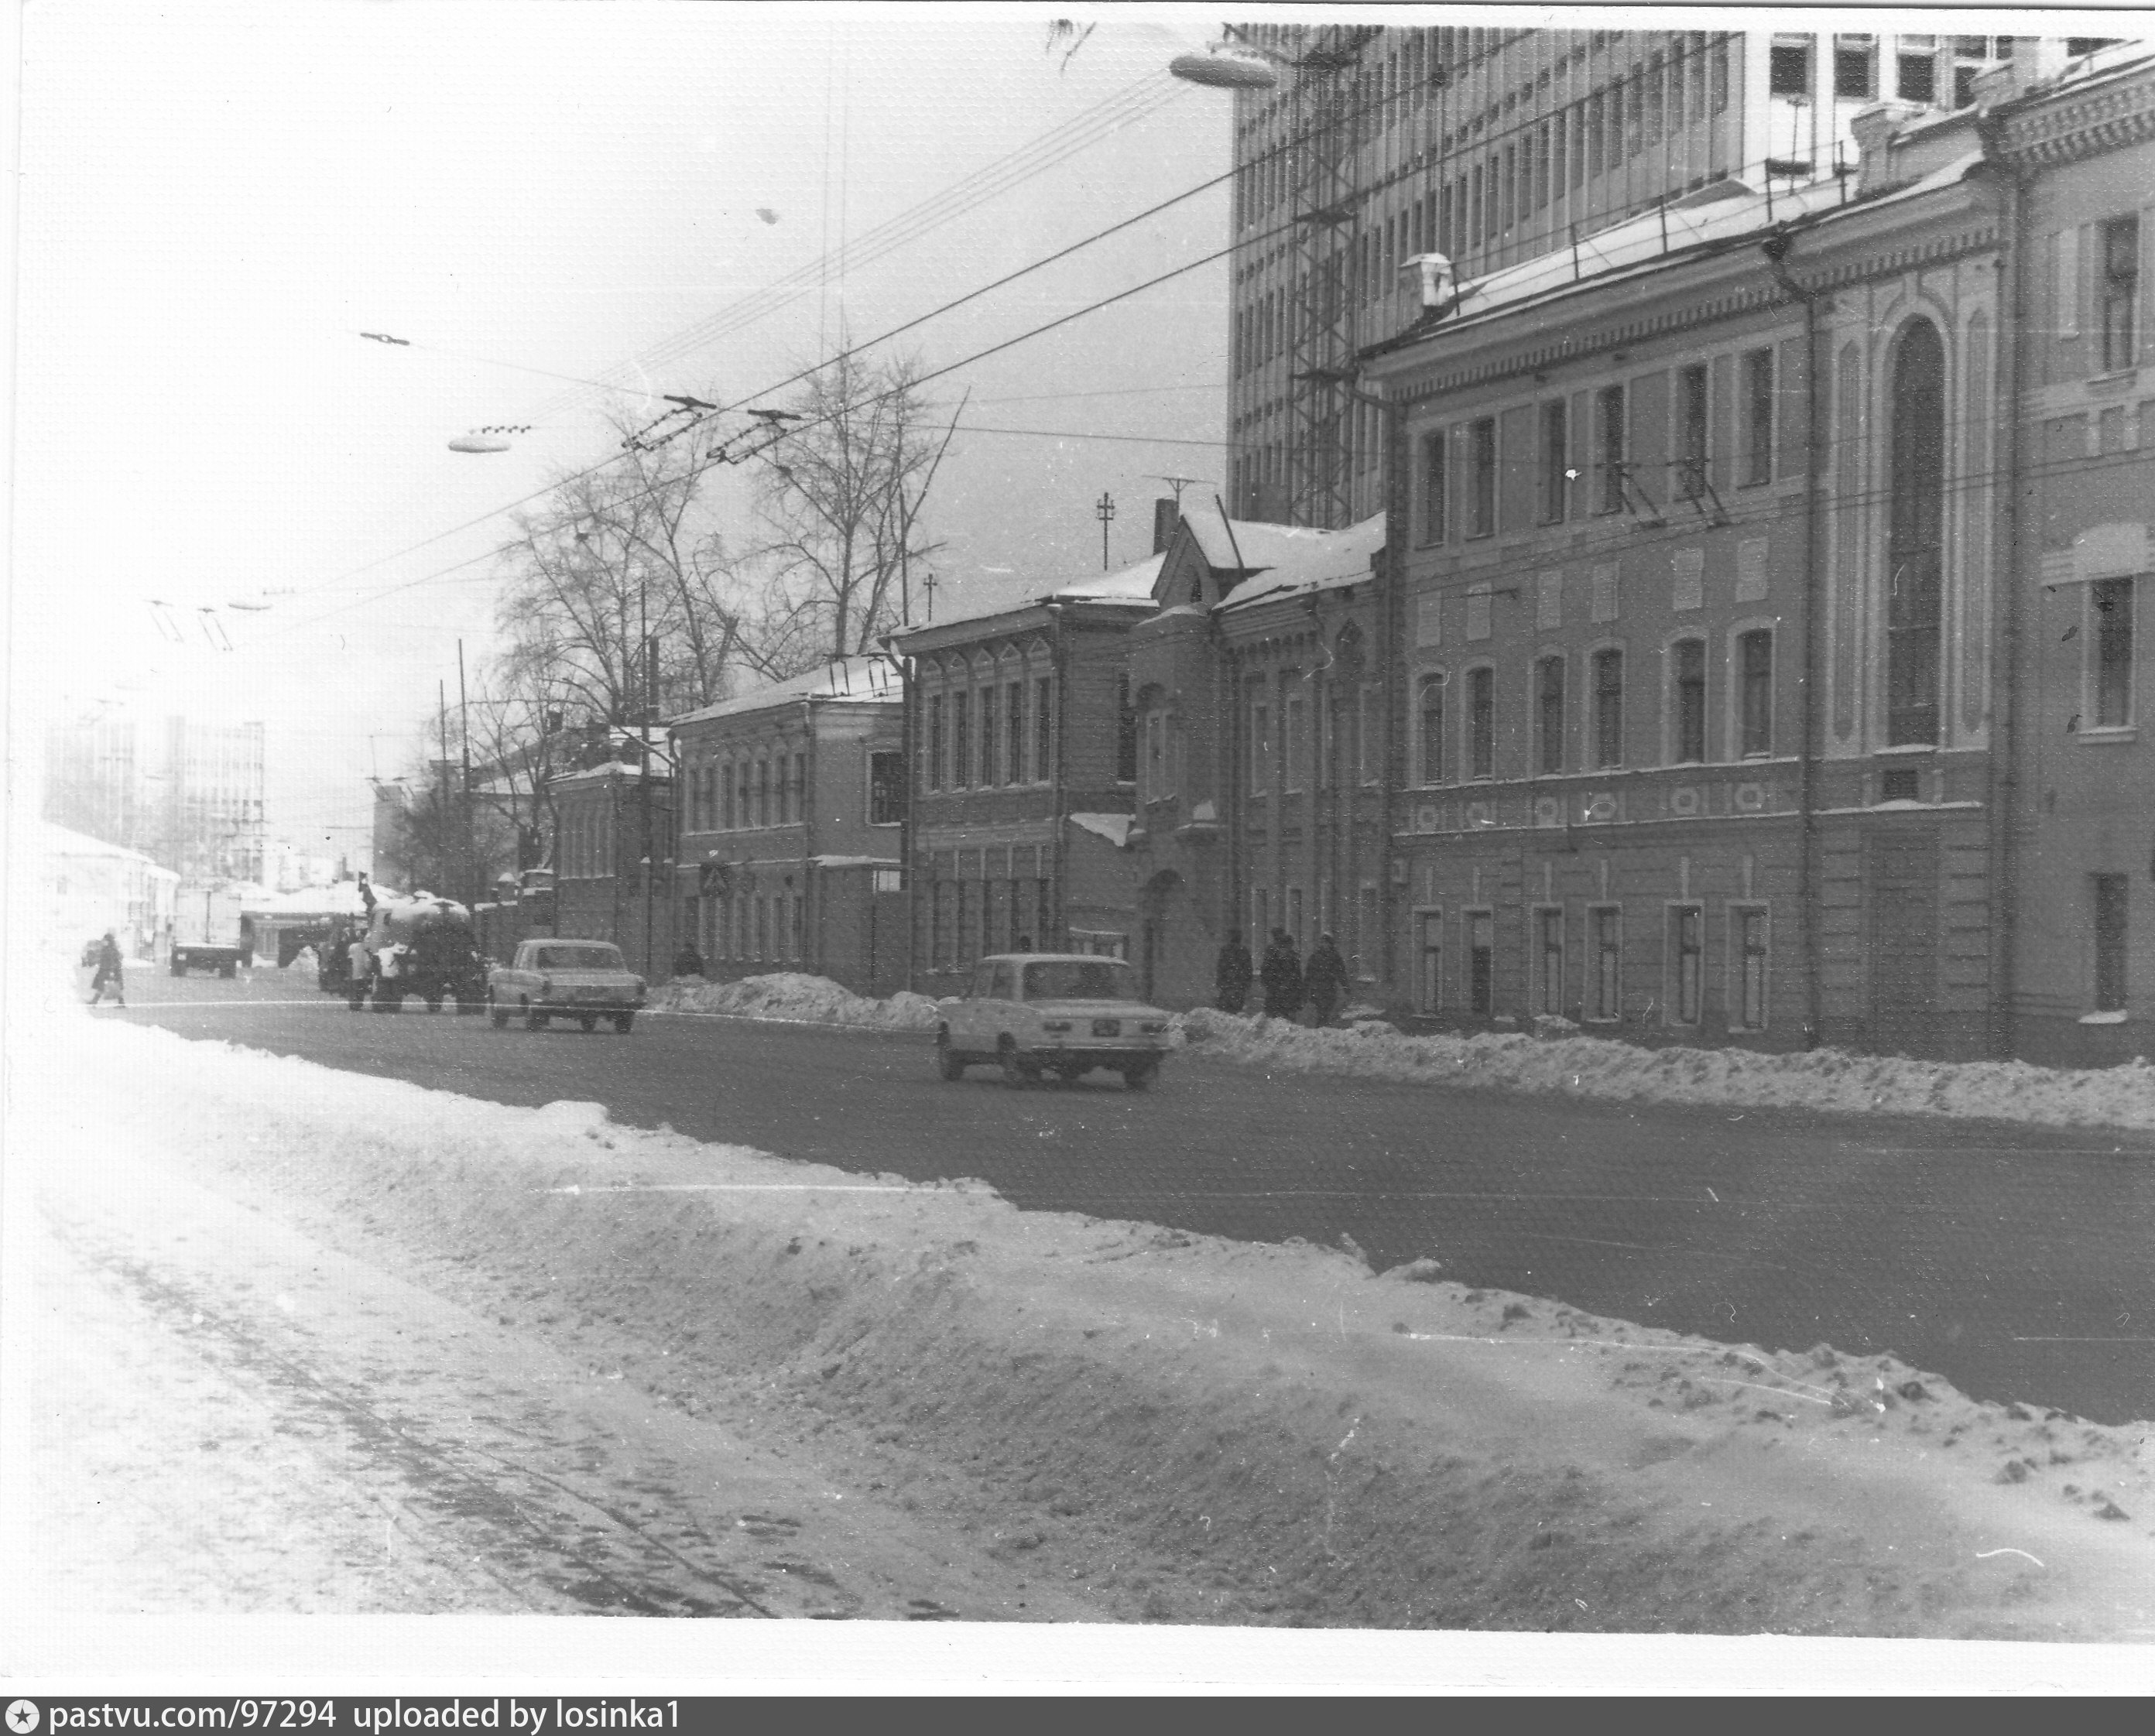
749 348 951 674
493 409 759 734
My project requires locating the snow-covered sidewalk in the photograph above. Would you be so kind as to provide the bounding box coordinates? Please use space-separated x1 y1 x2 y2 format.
647 971 2155 1133
12 1012 2154 1646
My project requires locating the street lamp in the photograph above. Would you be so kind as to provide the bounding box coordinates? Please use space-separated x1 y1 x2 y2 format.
1168 47 1278 90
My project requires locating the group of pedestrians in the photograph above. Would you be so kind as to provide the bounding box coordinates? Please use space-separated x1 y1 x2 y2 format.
1213 928 1350 1025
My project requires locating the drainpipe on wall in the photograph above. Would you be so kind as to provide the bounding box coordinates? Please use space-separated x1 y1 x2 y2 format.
1047 603 1068 947
892 645 917 992
1762 224 1828 1049
1977 108 2027 1060
801 695 818 981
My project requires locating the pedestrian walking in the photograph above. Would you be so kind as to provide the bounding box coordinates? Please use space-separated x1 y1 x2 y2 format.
1304 932 1349 1027
1259 928 1304 1022
1214 933 1252 1014
88 931 126 1007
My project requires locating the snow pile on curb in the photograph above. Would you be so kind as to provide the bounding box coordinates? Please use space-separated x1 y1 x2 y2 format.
1173 1008 2155 1132
26 1015 2155 1638
648 971 939 1030
635 967 2155 1132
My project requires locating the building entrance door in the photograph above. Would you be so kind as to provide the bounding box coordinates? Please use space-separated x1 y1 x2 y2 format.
1867 830 1939 1056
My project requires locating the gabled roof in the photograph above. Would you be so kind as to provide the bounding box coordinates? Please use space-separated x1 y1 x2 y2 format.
1180 501 1362 577
1215 512 1386 612
669 653 902 728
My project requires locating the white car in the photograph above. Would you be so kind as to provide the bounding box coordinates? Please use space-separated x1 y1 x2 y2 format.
487 939 646 1032
937 953 1172 1090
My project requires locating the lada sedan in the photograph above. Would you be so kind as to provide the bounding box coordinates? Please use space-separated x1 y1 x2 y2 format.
488 939 646 1032
937 953 1172 1090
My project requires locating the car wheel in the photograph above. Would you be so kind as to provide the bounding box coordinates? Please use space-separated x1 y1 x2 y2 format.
525 1002 547 1032
998 1039 1033 1090
1122 1061 1156 1091
936 1028 965 1081
488 992 510 1029
373 985 402 1013
426 995 445 1013
578 1013 597 1032
220 961 238 979
170 959 185 977
612 1012 634 1034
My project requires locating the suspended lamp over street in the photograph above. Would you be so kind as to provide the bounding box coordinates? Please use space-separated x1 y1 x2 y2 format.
1168 49 1277 90
448 434 511 454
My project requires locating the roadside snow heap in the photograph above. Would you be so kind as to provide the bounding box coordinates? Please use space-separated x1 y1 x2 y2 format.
27 1013 2155 1638
649 971 939 1031
646 972 2155 1132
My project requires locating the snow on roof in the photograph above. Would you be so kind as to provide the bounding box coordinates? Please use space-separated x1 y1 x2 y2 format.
1394 153 1985 350
670 653 902 726
1052 551 1166 603
1066 812 1133 848
37 819 173 872
1181 503 1362 577
250 881 392 916
1216 512 1387 611
808 854 901 870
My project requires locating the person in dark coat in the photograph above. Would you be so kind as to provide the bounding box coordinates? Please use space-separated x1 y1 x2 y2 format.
1304 932 1349 1026
1214 934 1253 1014
88 931 126 1007
1259 929 1304 1022
671 940 705 979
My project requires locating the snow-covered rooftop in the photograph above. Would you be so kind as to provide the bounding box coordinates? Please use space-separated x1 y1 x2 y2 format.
38 820 173 871
670 653 902 727
1215 512 1387 611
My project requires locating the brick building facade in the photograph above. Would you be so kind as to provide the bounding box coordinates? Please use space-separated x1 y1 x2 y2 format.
668 656 907 997
547 758 675 981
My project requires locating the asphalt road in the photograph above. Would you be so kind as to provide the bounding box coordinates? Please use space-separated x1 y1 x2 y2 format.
101 968 2155 1426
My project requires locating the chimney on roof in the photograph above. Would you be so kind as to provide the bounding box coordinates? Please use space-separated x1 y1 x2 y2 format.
1153 498 1179 555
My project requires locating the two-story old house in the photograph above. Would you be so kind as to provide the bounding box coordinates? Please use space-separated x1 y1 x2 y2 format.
667 656 906 996
1364 117 2007 1057
549 749 675 980
889 556 1161 996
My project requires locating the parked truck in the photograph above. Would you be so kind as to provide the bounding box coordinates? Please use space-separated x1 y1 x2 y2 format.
170 881 250 977
343 890 487 1014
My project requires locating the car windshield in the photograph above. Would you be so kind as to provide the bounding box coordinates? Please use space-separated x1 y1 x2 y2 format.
1023 959 1136 1002
533 944 625 971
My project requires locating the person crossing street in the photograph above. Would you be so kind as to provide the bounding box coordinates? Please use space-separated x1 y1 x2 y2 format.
88 931 126 1007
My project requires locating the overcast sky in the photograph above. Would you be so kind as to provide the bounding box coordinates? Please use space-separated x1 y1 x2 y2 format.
12 1 1240 865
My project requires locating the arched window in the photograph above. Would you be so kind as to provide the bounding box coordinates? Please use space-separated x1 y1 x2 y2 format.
1886 319 1946 745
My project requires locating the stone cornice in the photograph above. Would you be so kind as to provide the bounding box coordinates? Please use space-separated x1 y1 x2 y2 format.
2002 64 2155 169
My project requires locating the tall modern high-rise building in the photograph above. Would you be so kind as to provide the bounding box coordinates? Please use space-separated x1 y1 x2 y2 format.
1224 22 2095 527
152 716 266 881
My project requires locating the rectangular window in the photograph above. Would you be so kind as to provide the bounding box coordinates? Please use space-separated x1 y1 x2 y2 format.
1006 683 1025 784
2094 874 2129 1011
1741 348 1774 487
1468 666 1495 779
1593 647 1624 768
1711 40 1729 113
1359 684 1379 785
1677 362 1708 499
978 687 997 787
1589 905 1622 1020
1540 399 1568 523
1669 903 1704 1024
1418 912 1443 1014
792 752 807 823
1420 430 1448 545
756 759 771 827
869 750 904 825
1468 909 1495 1015
1468 418 1497 536
722 760 737 828
1732 905 1769 1030
1036 876 1054 949
1536 655 1565 775
1418 674 1446 785
1286 886 1304 949
1283 685 1307 793
1534 906 1565 1015
1835 38 1876 99
953 691 970 788
1586 91 1604 179
2100 214 2139 374
1673 639 1707 763
927 697 944 792
1116 676 1137 783
1896 50 1935 104
1249 700 1270 796
2093 577 2136 728
1739 629 1774 756
1595 385 1626 513
1770 39 1812 97
1034 676 1054 782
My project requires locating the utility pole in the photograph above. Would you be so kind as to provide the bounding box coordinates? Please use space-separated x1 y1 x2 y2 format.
438 680 451 897
1095 490 1116 571
639 579 655 980
457 639 474 907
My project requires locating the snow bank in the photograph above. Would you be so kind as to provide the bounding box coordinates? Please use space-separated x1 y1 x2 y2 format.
649 970 939 1030
1172 1010 2155 1132
26 1013 2155 1640
651 968 2155 1132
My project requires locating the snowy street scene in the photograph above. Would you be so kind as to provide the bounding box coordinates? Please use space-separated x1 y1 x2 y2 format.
11 2 2155 1698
